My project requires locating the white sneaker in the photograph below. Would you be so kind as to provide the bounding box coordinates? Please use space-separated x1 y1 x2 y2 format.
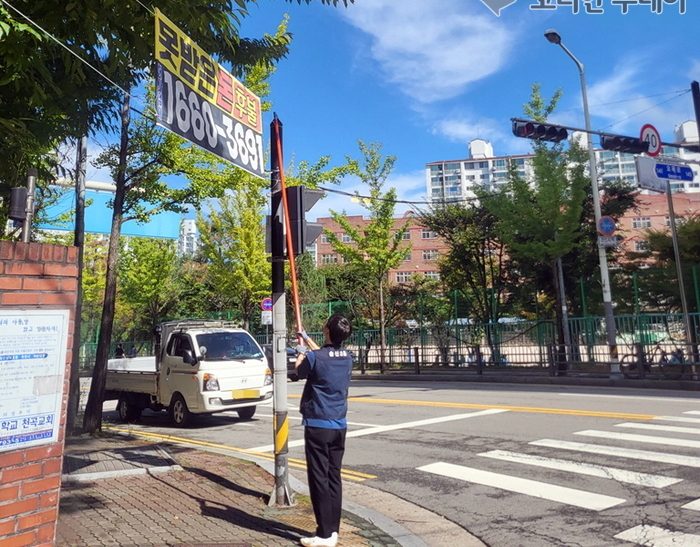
300 531 338 546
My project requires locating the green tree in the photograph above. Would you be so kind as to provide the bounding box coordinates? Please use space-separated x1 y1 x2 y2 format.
117 237 180 339
621 213 700 313
196 181 270 329
325 141 410 372
419 201 508 358
485 86 587 366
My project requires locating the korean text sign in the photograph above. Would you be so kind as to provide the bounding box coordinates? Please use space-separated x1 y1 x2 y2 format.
154 9 265 179
0 309 69 452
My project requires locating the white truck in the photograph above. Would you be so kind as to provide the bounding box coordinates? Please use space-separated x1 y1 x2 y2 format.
105 320 273 426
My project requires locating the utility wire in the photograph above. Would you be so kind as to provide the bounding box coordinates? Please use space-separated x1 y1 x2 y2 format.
557 89 689 114
601 89 690 130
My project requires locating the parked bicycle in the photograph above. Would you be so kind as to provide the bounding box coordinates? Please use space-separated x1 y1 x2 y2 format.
620 344 690 379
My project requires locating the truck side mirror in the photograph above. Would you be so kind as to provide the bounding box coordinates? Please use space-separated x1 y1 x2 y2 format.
182 349 197 365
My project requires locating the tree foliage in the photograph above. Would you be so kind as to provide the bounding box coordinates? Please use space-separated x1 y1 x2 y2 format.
325 141 410 370
196 181 270 329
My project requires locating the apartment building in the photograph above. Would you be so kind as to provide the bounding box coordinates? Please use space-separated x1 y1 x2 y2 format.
426 122 700 202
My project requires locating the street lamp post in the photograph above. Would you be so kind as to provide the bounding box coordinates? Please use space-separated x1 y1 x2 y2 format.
544 29 621 377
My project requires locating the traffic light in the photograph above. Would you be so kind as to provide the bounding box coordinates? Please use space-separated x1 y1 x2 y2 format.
600 134 649 154
286 186 323 256
512 120 568 142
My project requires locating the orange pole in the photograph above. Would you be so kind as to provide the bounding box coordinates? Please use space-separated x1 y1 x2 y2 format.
273 122 304 342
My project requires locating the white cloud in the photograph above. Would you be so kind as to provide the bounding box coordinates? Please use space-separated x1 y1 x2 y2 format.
581 60 693 139
341 0 513 103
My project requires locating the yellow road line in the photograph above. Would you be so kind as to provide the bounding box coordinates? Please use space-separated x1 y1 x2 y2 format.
291 395 656 421
104 425 375 482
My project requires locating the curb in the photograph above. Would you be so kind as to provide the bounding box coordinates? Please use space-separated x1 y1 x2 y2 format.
61 463 183 483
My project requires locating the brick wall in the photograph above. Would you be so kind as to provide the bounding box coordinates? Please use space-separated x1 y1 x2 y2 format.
0 241 78 546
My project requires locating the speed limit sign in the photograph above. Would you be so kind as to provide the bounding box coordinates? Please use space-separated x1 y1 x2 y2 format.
640 123 662 157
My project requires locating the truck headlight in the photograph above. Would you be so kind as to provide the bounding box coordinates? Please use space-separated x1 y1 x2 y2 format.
203 373 220 391
264 367 273 386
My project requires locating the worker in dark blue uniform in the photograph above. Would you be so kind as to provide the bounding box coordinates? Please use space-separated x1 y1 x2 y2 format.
296 314 353 547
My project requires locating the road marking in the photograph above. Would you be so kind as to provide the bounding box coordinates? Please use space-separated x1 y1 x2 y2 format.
682 498 700 511
478 450 680 488
685 411 700 415
256 413 381 428
417 462 625 511
334 395 657 421
104 425 376 481
616 422 700 436
654 415 700 424
614 525 700 546
530 439 700 467
558 393 700 404
246 409 509 452
575 430 700 449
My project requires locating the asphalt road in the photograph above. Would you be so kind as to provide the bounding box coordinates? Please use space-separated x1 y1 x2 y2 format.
103 380 700 547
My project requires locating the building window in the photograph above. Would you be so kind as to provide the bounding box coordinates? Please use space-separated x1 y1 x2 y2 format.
321 234 330 244
422 249 439 261
402 231 411 240
635 241 650 252
632 217 651 229
321 254 338 264
396 272 411 283
341 233 352 243
425 271 440 280
421 229 437 239
403 251 412 262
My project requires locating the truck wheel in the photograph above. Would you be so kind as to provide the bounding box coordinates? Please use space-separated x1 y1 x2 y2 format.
169 394 192 427
237 406 256 420
117 397 141 422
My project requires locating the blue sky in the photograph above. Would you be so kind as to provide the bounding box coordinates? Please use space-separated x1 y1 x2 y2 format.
87 0 699 222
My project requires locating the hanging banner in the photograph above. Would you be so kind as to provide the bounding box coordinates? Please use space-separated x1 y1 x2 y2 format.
154 8 265 179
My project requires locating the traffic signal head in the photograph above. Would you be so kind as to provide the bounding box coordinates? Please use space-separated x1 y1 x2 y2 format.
286 186 324 256
512 121 568 142
600 134 649 154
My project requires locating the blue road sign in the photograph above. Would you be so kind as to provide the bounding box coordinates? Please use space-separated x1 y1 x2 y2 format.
655 162 694 182
597 216 616 236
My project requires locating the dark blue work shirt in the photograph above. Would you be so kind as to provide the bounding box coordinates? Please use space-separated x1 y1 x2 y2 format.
298 345 353 429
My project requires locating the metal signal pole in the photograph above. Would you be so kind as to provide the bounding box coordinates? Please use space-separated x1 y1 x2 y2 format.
269 115 293 506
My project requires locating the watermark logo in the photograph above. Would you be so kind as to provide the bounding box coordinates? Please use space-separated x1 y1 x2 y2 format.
480 0 687 16
479 0 518 16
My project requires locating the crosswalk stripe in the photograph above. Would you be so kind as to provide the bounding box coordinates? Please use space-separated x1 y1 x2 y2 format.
575 430 700 449
530 439 700 467
478 450 681 488
417 462 625 511
684 411 700 415
681 498 700 511
654 415 700 424
614 524 700 546
616 422 700 435
246 408 508 452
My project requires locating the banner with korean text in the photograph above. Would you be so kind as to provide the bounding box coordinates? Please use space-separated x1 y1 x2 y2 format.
154 9 265 179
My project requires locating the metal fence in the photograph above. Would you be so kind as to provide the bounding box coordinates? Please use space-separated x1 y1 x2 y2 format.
79 312 699 381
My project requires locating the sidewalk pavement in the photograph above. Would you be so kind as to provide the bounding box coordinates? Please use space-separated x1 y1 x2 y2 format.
58 434 484 547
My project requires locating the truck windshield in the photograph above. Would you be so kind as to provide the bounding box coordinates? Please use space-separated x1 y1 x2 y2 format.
196 332 264 361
